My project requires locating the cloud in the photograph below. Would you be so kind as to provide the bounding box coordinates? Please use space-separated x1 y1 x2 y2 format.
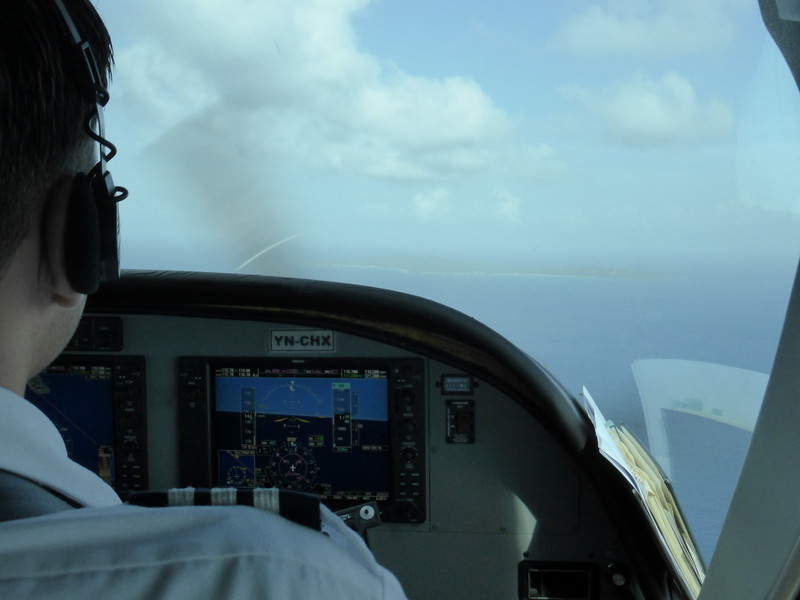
412 187 452 221
110 42 218 150
408 186 525 226
553 0 750 58
565 72 733 146
492 187 523 224
95 0 575 270
355 74 511 151
101 0 555 183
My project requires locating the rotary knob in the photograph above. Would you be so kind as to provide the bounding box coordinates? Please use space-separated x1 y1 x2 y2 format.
401 447 417 462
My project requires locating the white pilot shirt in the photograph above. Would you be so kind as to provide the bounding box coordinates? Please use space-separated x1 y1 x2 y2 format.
0 387 408 599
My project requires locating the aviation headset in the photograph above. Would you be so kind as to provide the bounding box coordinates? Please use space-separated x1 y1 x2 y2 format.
51 0 128 294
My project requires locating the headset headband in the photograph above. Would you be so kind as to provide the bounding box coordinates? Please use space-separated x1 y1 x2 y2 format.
50 0 128 286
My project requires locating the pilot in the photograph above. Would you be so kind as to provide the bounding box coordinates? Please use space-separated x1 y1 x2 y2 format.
0 1 407 597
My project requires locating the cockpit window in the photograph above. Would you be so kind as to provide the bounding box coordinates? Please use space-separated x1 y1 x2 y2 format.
96 0 800 564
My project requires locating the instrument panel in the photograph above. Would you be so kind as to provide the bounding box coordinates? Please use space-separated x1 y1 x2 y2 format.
27 272 685 600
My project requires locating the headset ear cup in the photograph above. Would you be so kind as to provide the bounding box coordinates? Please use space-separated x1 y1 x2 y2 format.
95 171 121 283
64 174 101 294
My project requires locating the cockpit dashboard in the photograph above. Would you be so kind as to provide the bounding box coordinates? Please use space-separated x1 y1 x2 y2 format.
28 270 689 600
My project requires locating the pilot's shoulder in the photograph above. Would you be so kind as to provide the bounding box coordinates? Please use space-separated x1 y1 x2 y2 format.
0 504 407 599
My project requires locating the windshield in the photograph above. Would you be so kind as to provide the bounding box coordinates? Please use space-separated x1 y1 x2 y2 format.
95 0 800 564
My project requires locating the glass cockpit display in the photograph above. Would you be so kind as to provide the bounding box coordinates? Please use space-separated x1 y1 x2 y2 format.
23 355 148 498
212 365 390 502
26 362 116 485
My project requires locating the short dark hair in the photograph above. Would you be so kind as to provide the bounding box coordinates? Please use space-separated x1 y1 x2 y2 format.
0 0 113 276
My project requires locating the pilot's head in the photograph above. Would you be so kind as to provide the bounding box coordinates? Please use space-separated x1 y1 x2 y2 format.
0 0 114 391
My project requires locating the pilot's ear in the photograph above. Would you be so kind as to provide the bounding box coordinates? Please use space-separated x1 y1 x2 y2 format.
41 176 86 308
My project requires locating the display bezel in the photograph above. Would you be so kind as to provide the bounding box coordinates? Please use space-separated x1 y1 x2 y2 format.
179 355 427 521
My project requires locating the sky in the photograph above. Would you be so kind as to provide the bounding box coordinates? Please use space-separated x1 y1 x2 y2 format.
92 0 800 276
